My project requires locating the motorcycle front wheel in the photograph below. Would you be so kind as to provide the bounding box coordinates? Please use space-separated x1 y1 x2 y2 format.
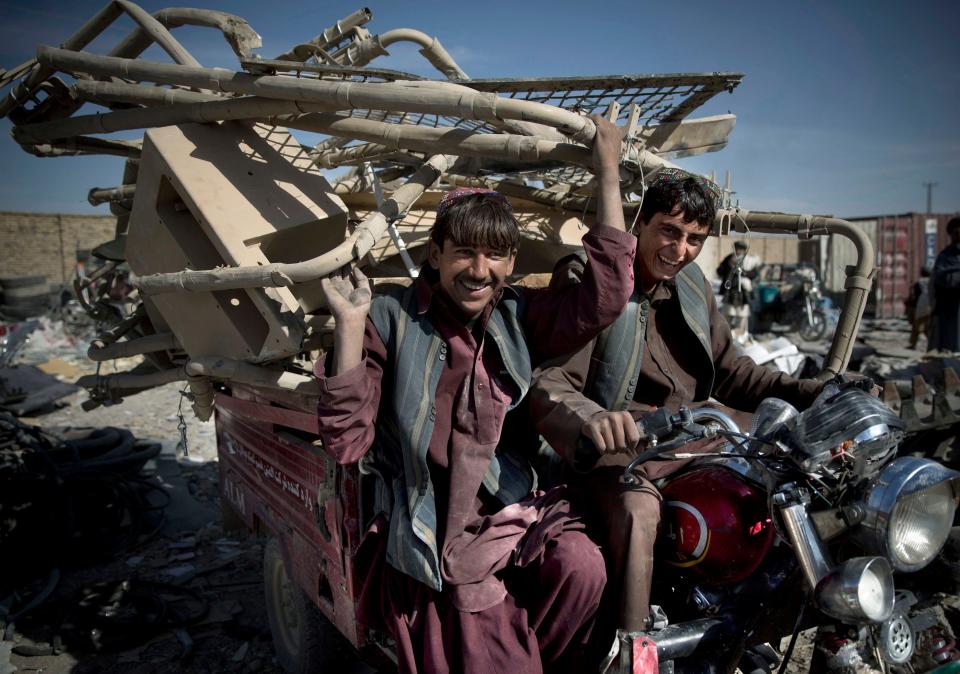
799 310 827 341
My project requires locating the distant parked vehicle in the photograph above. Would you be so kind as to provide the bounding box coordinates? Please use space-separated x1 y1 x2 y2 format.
755 264 829 340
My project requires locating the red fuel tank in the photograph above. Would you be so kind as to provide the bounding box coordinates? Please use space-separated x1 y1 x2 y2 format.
657 466 774 585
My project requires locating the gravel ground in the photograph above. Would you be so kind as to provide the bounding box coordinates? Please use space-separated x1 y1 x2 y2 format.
38 381 219 462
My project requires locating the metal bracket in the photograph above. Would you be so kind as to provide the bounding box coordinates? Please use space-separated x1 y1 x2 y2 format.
362 162 419 279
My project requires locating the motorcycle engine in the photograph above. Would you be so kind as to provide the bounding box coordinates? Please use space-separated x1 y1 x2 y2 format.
785 384 904 479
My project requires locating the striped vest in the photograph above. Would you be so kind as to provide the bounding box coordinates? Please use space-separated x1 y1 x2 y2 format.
367 285 535 591
585 263 715 409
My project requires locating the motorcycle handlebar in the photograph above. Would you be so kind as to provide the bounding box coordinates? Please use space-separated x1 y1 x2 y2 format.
574 406 741 485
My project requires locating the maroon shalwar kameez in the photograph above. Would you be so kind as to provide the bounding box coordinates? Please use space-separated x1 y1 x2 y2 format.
315 225 636 673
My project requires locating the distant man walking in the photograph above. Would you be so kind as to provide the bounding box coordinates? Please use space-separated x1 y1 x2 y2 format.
716 240 761 341
929 217 960 352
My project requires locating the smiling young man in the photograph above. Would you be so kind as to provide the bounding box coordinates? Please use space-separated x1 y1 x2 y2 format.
529 168 824 636
312 117 637 674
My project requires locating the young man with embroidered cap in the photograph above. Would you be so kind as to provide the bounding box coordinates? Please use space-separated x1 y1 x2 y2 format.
313 116 636 673
529 167 824 635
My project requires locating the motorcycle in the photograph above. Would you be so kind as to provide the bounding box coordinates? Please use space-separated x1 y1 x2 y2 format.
755 266 829 341
602 378 960 674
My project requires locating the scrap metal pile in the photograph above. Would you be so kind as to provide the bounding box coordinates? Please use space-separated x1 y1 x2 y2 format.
0 413 165 598
0 3 878 419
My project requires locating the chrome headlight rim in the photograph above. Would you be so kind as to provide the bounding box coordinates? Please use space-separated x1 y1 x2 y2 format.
859 456 960 572
815 556 895 624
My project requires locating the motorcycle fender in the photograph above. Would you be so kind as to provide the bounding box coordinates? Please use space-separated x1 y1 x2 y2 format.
632 636 659 674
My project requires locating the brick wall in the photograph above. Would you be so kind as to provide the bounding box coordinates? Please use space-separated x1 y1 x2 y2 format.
0 211 117 287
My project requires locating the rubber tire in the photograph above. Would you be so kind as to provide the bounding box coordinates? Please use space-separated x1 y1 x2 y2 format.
263 536 333 674
4 284 50 302
799 310 827 341
0 275 46 289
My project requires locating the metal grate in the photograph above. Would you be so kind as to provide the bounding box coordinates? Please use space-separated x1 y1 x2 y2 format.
351 73 742 138
465 73 743 125
246 65 742 140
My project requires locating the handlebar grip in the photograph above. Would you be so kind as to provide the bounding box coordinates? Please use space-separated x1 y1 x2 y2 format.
638 407 673 439
576 416 647 458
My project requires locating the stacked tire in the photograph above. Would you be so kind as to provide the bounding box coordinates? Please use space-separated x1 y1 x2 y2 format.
0 276 51 319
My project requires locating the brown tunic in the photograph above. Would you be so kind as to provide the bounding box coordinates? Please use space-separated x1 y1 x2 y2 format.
530 274 823 465
529 268 823 631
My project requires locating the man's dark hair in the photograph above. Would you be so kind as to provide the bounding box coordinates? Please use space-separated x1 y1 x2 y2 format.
947 217 960 236
430 193 520 251
639 173 717 229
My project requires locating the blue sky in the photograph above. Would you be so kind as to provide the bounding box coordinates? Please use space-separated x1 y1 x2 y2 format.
0 0 957 217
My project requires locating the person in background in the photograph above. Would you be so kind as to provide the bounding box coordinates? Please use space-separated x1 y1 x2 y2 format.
929 217 960 352
716 240 762 341
905 266 931 350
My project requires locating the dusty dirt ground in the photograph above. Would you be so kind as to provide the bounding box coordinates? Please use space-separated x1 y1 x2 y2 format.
2 324 374 674
5 378 286 674
1 317 958 674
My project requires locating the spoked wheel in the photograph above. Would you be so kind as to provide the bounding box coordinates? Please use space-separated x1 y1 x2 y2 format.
799 310 827 341
263 537 333 673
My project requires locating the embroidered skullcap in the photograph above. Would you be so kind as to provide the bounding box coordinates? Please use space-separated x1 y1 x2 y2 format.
437 187 512 219
650 167 723 208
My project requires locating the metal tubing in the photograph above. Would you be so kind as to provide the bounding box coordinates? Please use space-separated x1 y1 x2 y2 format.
779 502 834 591
717 208 875 376
188 376 215 421
289 113 604 169
0 2 124 118
648 618 730 660
133 154 452 294
91 304 146 347
314 141 402 168
14 94 338 144
376 28 468 80
26 90 585 167
380 28 443 51
110 8 262 61
36 46 598 144
87 332 179 361
311 134 353 155
185 356 320 395
446 174 596 213
113 0 201 67
77 366 187 391
73 80 219 107
690 407 741 434
23 136 142 158
88 184 136 206
274 8 373 62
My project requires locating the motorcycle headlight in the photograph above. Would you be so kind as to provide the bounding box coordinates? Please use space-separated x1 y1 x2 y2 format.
858 457 960 572
816 556 894 623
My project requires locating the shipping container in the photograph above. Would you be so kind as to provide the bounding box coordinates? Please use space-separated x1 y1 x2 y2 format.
844 213 959 319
